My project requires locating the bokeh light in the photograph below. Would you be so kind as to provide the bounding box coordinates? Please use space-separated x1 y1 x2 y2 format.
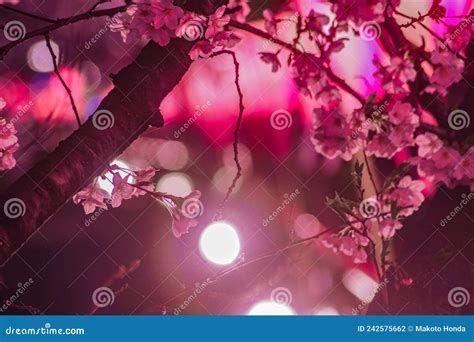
97 160 130 194
27 39 59 73
156 172 193 197
155 140 189 170
199 221 240 265
342 268 379 303
247 301 296 315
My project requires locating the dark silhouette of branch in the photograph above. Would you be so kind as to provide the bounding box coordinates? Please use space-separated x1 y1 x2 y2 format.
210 50 244 220
0 4 56 23
0 0 228 265
144 229 332 314
228 20 366 105
44 34 82 128
0 4 129 59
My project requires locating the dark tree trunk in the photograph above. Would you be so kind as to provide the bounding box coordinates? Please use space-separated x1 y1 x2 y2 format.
0 0 227 265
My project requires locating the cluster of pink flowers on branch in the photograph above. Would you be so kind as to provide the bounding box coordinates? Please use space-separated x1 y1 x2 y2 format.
324 159 426 265
73 164 201 238
0 99 19 171
109 0 248 60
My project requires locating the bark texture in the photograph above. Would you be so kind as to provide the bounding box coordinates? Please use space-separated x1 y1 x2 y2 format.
0 0 226 265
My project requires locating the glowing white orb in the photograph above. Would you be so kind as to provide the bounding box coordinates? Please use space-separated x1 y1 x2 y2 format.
156 172 193 197
27 39 59 73
97 160 131 194
199 222 240 265
247 301 296 315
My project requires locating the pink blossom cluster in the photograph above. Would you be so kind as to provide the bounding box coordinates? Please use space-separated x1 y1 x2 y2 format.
322 176 425 263
0 100 19 171
73 165 200 238
330 0 399 24
424 45 464 96
110 2 244 59
183 5 242 60
415 134 474 190
109 0 184 46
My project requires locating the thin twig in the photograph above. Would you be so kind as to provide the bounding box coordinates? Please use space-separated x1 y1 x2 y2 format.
150 228 332 312
44 34 81 127
210 50 244 220
390 4 467 62
362 150 379 196
228 20 366 105
0 4 56 23
0 4 128 59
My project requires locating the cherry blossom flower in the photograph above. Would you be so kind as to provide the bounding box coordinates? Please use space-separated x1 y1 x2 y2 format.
416 146 462 187
380 218 403 239
305 10 329 32
322 230 369 264
366 133 399 159
311 108 360 161
205 5 230 39
445 17 473 52
373 54 416 96
157 191 202 238
0 143 19 171
263 9 278 36
212 31 241 48
111 173 136 208
108 6 138 42
424 46 464 96
189 40 215 60
259 52 281 72
73 184 110 215
111 0 184 46
150 0 184 30
453 147 474 180
433 146 461 169
0 117 19 171
389 176 425 216
134 167 157 196
291 53 323 96
415 133 443 158
228 0 251 23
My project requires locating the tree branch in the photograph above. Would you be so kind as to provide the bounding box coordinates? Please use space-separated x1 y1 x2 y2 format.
44 33 82 128
0 0 228 265
228 20 366 105
210 50 244 220
0 4 129 60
